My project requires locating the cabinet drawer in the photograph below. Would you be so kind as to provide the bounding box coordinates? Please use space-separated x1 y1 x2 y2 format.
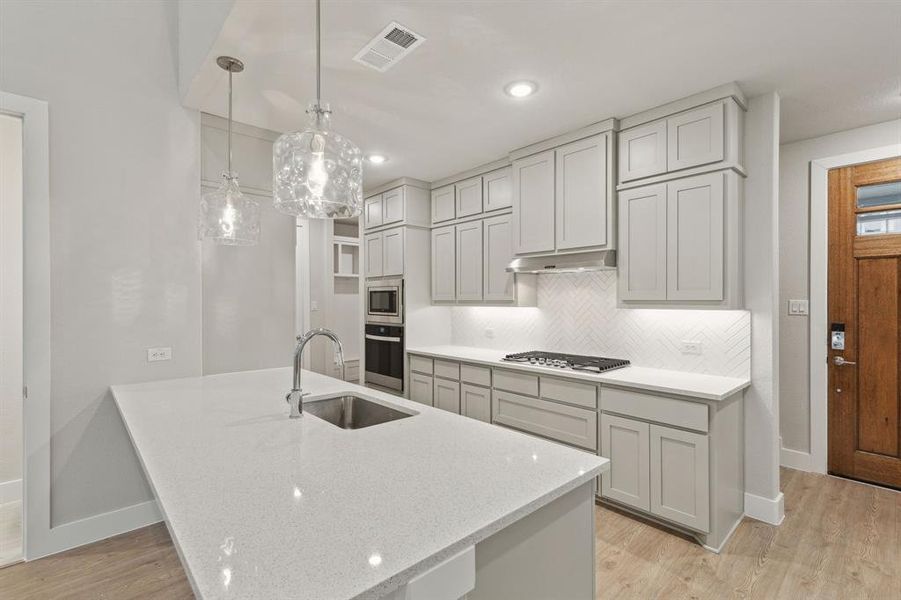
409 355 433 375
492 369 538 397
434 359 460 380
460 363 491 387
492 390 597 451
541 377 597 409
600 386 708 433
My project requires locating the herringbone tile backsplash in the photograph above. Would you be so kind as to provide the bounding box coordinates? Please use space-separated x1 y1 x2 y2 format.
451 271 750 378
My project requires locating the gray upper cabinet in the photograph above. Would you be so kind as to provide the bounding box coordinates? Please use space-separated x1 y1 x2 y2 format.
512 149 556 254
431 185 455 224
483 214 514 301
455 176 483 218
364 232 384 278
382 187 405 225
618 184 667 301
364 195 384 229
382 228 405 276
555 134 608 251
666 172 724 301
431 225 456 301
618 120 667 183
667 103 725 172
456 220 484 301
483 167 513 212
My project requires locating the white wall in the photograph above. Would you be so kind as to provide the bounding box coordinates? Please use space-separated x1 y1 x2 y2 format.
742 93 782 521
0 113 23 497
200 114 296 375
779 118 901 454
0 1 202 526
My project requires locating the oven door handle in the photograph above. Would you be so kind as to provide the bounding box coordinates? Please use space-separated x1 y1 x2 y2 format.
365 334 402 343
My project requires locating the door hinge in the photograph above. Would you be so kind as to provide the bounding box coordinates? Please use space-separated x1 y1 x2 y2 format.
23 385 28 400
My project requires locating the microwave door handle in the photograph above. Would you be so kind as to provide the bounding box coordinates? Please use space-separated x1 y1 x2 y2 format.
365 334 402 343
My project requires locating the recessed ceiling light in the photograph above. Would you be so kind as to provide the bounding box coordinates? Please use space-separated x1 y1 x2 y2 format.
367 154 387 164
505 81 537 98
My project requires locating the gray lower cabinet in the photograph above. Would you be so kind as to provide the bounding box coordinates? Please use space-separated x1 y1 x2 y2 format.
434 378 461 413
599 413 650 511
650 424 709 532
492 389 597 451
410 372 433 406
460 384 491 423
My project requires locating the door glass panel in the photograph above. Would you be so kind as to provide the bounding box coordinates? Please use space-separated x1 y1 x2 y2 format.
857 209 901 236
857 181 901 208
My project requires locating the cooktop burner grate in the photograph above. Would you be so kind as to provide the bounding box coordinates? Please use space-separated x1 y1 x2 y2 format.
502 351 630 373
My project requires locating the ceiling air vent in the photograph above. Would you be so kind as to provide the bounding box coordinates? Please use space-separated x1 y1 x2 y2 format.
353 22 425 72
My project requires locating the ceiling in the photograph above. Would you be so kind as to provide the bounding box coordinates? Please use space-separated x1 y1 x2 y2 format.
188 0 901 189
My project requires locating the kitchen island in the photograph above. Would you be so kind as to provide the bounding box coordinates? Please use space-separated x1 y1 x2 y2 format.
112 368 607 599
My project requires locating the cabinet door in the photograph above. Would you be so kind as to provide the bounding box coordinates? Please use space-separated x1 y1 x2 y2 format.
455 176 483 218
618 184 666 301
666 102 724 172
364 195 383 229
483 214 514 301
618 120 667 182
364 233 383 277
600 413 650 511
650 424 709 532
382 228 404 276
410 373 434 406
431 185 455 224
555 134 608 250
460 384 491 422
512 150 555 254
455 221 483 301
382 187 405 225
666 172 724 300
483 167 512 212
431 226 456 301
434 378 460 414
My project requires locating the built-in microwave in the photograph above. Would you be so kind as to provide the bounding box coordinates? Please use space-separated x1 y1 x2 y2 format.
366 278 403 325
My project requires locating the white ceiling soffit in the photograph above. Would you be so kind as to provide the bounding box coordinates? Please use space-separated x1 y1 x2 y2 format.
187 0 901 189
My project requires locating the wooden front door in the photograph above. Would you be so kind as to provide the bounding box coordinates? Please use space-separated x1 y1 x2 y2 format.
828 157 901 488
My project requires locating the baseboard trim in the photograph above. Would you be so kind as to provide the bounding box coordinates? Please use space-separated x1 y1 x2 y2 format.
0 479 22 504
744 491 784 525
780 446 814 472
29 500 161 560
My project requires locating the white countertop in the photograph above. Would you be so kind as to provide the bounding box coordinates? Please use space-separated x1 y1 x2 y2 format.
111 368 607 600
407 345 750 401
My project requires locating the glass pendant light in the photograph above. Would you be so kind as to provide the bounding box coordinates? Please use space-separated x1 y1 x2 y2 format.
272 0 363 218
199 56 261 245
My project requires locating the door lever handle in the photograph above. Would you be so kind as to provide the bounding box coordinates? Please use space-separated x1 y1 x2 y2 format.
832 356 857 366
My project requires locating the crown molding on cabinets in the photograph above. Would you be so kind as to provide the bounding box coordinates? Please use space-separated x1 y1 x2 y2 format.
200 111 280 142
364 176 430 198
619 82 747 130
509 118 618 162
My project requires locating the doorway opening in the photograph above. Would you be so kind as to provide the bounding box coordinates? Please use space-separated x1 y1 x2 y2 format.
0 111 24 566
827 156 901 489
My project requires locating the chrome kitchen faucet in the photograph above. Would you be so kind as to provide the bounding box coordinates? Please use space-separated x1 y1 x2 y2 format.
287 328 345 418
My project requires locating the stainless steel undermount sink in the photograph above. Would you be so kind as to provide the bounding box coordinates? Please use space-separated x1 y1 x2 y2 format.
304 394 414 429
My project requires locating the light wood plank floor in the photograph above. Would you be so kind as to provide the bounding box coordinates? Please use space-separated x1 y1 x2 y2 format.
1 468 897 599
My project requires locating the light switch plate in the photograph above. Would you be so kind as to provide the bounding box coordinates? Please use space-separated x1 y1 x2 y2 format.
788 299 809 316
147 347 172 362
680 340 702 355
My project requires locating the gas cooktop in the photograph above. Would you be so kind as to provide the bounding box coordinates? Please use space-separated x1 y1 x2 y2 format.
502 351 630 373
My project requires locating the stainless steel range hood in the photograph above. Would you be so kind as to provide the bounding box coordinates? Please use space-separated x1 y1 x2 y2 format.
505 250 616 274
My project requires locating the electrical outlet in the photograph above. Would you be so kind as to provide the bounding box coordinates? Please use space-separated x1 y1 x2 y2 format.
680 340 702 355
787 299 809 316
147 347 172 362
485 327 495 339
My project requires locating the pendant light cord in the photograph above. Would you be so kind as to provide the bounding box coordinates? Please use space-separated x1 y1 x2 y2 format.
227 68 234 175
315 0 321 109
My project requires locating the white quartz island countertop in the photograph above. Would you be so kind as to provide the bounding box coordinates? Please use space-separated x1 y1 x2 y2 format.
407 345 751 401
111 368 607 600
